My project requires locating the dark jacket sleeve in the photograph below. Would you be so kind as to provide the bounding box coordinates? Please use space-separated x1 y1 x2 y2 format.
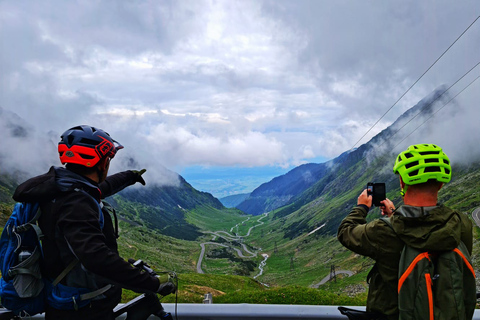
99 170 138 198
337 206 398 259
57 191 160 293
337 206 375 257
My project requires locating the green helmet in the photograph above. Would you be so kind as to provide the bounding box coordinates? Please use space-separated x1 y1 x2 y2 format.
393 143 451 185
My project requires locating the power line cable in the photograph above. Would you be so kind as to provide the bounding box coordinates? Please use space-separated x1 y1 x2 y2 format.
378 61 480 149
356 62 479 176
391 73 480 152
350 15 480 151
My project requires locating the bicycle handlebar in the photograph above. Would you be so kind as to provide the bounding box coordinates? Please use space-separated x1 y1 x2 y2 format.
113 259 174 320
128 258 157 276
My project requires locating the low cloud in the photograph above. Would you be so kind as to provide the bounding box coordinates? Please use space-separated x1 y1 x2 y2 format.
364 84 480 168
0 0 478 189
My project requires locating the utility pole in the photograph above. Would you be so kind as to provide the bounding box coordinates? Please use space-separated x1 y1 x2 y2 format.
330 265 336 283
274 241 278 253
290 257 295 271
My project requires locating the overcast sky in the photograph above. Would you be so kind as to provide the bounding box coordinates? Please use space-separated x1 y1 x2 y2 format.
1 1 479 197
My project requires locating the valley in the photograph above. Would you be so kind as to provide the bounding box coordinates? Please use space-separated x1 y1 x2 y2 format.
2 92 480 306
2 149 480 306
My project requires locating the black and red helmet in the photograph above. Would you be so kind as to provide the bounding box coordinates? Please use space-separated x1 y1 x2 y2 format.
58 125 124 167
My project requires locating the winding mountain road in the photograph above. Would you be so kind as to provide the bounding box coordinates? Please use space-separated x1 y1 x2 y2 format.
310 270 354 288
197 242 229 274
472 207 480 227
196 213 267 274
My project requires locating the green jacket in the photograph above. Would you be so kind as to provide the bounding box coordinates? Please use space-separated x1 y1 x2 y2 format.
337 205 473 319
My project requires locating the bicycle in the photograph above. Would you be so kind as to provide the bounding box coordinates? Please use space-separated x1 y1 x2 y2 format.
0 259 177 320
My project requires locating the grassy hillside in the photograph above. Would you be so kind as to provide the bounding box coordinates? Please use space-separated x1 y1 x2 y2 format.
1 153 480 307
122 273 366 306
116 221 200 273
185 205 247 232
235 89 452 218
112 175 226 241
234 160 480 295
112 198 249 274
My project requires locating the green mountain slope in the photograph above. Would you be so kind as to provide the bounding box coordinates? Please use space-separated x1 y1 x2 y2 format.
111 175 227 240
241 157 480 291
1 89 479 304
223 87 480 291
237 163 330 215
236 87 450 216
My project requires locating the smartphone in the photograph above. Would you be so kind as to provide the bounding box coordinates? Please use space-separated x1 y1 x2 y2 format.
367 182 386 207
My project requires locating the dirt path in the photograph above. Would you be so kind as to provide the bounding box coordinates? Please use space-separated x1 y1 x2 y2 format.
310 270 354 288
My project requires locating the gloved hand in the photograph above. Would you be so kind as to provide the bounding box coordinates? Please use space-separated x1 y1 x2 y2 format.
157 281 176 296
131 169 146 185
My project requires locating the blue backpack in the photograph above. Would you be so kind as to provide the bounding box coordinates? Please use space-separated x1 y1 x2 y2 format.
0 199 110 316
0 202 47 316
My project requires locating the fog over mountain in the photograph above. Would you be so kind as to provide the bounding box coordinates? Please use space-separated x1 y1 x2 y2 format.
1 79 479 193
0 107 181 187
237 87 480 215
1 1 478 197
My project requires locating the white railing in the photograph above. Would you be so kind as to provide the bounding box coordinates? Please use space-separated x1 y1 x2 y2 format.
5 304 480 319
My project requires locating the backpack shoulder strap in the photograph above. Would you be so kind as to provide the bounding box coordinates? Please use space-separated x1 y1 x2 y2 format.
51 259 79 286
453 241 475 277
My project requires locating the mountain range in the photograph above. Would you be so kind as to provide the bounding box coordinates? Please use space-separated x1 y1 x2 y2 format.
0 109 235 241
1 85 479 289
236 86 453 216
1 86 476 240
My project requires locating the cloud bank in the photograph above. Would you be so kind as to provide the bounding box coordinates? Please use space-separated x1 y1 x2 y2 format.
0 0 479 192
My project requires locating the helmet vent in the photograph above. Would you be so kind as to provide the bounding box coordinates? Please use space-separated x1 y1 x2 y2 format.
443 159 450 165
67 135 75 146
405 161 419 169
408 169 419 177
424 158 439 163
419 151 440 156
404 153 413 158
80 138 100 146
78 153 95 160
424 167 441 173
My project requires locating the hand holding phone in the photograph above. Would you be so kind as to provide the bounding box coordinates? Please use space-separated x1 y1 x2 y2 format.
367 182 386 207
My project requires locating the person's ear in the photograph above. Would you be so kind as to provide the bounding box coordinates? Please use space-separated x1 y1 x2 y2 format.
399 176 405 189
98 157 110 171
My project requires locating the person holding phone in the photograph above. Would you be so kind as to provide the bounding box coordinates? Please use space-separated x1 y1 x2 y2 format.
337 144 473 320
